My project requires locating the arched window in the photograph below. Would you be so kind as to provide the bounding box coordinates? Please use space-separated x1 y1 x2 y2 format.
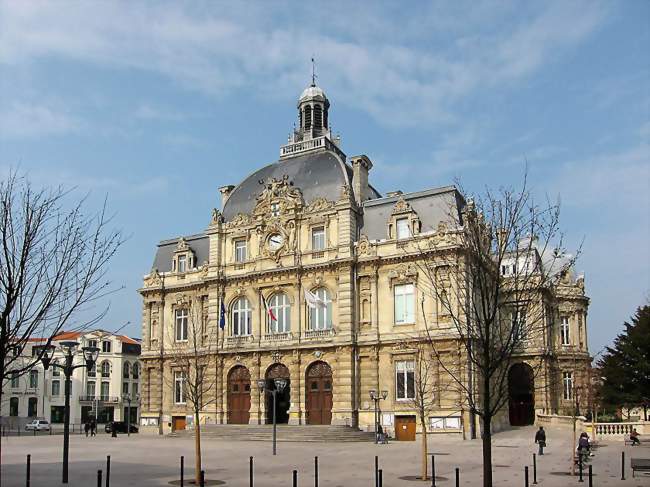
304 106 312 130
132 363 139 379
313 105 323 129
123 362 130 379
309 288 332 331
101 361 111 378
268 293 291 334
232 297 252 336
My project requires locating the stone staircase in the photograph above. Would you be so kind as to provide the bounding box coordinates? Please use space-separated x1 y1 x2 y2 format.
168 424 375 442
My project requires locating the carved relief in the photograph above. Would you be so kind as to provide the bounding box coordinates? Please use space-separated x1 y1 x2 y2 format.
392 196 412 214
388 263 418 286
176 237 189 252
144 269 162 287
306 197 335 213
211 208 222 225
357 234 375 256
254 175 303 217
225 213 252 229
339 184 352 201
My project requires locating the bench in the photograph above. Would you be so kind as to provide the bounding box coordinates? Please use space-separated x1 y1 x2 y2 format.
631 458 650 478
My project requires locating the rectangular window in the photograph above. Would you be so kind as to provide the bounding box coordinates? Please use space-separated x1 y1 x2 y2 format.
122 382 129 395
563 371 573 400
395 360 415 400
29 370 38 389
102 341 112 353
178 254 187 273
174 371 187 404
396 218 410 239
560 317 570 345
311 227 325 250
132 382 138 397
86 381 96 397
88 363 96 377
88 339 97 349
100 381 110 400
52 367 60 377
234 239 247 262
51 380 60 396
11 372 19 388
175 309 189 341
394 284 415 324
513 309 527 341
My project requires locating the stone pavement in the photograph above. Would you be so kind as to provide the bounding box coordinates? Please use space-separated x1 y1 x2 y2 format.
1 425 649 486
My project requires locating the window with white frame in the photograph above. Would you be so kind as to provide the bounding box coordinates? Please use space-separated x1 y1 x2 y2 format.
394 284 415 324
309 288 332 330
231 297 252 336
52 367 60 377
132 382 139 397
123 362 130 379
395 360 415 400
101 361 111 377
122 382 129 395
175 308 189 341
396 218 411 239
174 371 187 404
430 416 461 429
132 363 139 379
177 254 187 273
563 371 573 400
88 363 96 377
311 227 325 250
268 293 290 333
86 381 95 397
11 372 19 388
51 380 60 396
101 381 110 399
234 239 247 262
512 308 527 341
270 202 280 217
87 339 97 349
29 370 38 388
560 317 570 345
102 340 112 353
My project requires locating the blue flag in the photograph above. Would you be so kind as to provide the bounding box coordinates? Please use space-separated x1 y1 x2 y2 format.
219 300 226 330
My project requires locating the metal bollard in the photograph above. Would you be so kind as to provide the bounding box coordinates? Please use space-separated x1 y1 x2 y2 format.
588 465 593 487
378 469 383 487
292 469 298 487
249 456 253 487
26 454 31 487
314 456 319 487
533 454 537 484
180 456 184 487
431 454 436 487
106 455 111 487
455 467 460 487
375 456 379 487
621 451 625 480
200 470 205 487
97 470 102 487
525 466 529 487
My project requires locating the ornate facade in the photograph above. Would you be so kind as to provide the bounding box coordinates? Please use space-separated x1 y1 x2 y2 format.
139 83 590 437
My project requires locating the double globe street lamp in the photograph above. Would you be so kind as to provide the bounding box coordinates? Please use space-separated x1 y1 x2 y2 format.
34 341 99 484
369 389 388 444
257 377 288 456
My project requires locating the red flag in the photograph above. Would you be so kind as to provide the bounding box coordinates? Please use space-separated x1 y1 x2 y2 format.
262 295 277 322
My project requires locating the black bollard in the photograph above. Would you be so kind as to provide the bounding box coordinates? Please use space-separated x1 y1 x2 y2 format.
180 456 184 487
375 456 379 487
431 454 436 487
588 465 593 487
26 454 31 487
97 470 102 487
378 469 383 487
525 466 529 487
200 470 205 487
621 451 625 480
292 469 298 487
455 467 460 487
106 455 111 487
314 456 319 487
249 456 253 487
533 454 537 484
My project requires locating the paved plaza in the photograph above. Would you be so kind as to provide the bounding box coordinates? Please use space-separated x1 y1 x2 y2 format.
1 426 649 486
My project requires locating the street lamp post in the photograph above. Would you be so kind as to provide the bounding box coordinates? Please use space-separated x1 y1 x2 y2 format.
123 394 140 437
35 341 99 484
369 389 388 444
257 377 288 456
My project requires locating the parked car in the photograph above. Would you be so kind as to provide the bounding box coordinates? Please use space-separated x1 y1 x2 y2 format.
104 421 138 434
25 420 50 431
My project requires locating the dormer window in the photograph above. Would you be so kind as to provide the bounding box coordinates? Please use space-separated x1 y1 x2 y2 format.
396 218 411 239
234 239 247 263
271 203 280 217
178 255 187 273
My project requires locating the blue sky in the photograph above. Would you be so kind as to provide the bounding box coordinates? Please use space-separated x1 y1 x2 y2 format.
1 1 648 353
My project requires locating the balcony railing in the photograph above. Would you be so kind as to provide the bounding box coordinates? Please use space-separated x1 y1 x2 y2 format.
304 329 334 340
263 332 293 342
225 335 254 347
79 395 120 403
280 136 345 160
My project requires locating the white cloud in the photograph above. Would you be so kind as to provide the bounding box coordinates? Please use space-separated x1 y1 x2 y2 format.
0 101 78 138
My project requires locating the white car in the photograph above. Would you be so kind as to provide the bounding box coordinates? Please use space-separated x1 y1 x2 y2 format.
25 420 50 431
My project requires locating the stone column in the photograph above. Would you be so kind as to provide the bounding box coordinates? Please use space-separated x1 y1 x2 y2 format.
288 351 302 425
331 346 354 425
249 353 262 424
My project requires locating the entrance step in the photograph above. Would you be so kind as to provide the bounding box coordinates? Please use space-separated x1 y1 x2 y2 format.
168 424 375 442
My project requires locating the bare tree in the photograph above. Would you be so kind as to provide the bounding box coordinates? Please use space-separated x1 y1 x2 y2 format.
164 293 217 485
414 175 577 487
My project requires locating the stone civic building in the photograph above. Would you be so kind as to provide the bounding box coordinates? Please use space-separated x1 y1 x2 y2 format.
138 83 590 437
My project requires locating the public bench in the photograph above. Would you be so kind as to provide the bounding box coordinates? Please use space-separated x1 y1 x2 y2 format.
631 458 650 478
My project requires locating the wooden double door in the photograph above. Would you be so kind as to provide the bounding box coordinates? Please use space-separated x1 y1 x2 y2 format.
305 361 333 425
395 415 416 441
228 366 251 424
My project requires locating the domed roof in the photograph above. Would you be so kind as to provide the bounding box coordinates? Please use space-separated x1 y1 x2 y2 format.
299 84 327 103
222 149 379 221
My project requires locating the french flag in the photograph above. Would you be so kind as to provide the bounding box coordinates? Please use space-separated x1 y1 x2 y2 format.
262 295 277 322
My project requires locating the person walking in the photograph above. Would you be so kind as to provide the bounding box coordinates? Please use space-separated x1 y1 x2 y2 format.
84 421 90 437
535 426 546 455
90 418 97 437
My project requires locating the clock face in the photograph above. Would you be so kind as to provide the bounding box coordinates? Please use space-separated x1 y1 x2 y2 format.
268 233 284 250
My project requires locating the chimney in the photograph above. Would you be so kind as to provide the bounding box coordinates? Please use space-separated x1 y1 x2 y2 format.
351 155 373 206
218 185 235 208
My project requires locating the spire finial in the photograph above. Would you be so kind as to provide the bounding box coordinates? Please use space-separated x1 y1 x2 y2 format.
311 56 317 87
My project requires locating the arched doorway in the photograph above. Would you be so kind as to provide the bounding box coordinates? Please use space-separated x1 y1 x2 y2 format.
227 366 251 424
305 361 333 425
508 363 535 426
265 363 290 424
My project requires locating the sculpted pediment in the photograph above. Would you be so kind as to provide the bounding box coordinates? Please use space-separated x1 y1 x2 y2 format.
254 175 304 218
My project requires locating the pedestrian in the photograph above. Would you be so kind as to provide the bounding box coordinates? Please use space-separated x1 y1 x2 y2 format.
630 428 641 446
111 421 117 438
84 421 90 437
535 426 546 455
90 418 96 437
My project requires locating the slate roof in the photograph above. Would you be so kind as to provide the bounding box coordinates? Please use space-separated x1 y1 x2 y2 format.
151 233 209 273
360 186 465 241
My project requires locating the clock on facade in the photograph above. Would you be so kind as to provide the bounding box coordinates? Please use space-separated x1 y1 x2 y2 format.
268 233 284 250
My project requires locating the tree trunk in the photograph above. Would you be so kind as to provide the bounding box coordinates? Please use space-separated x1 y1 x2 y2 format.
194 410 202 485
420 418 428 481
481 416 493 487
